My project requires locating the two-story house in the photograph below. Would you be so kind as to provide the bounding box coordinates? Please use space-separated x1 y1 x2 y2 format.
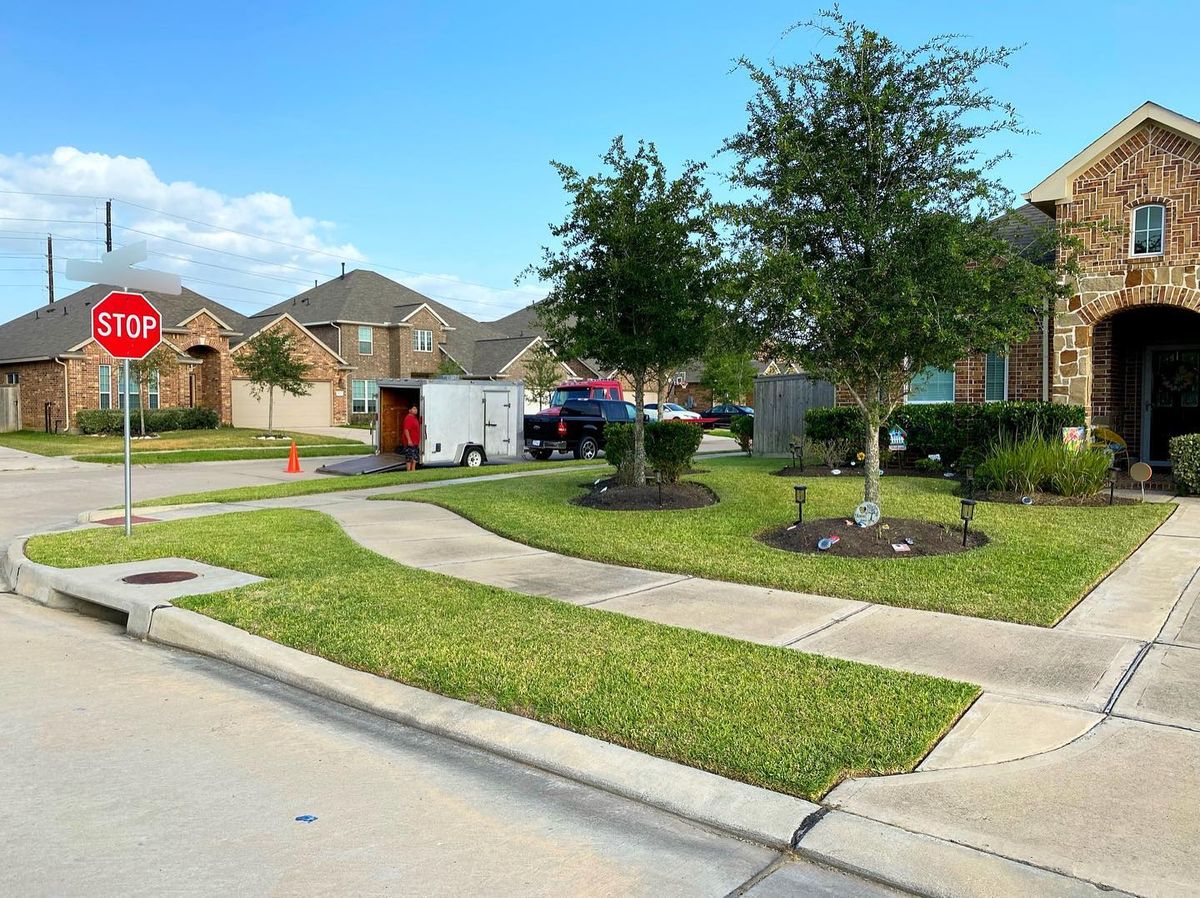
883 102 1200 466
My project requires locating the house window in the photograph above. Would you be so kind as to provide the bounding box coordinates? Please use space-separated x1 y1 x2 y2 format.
984 353 1008 402
1132 204 1165 256
5 372 17 384
358 326 373 355
117 368 142 410
99 365 112 409
147 370 160 410
413 329 433 353
907 366 955 403
351 379 378 414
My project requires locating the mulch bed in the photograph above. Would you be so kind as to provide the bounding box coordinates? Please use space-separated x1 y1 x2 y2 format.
758 516 987 558
967 490 1137 507
574 480 717 511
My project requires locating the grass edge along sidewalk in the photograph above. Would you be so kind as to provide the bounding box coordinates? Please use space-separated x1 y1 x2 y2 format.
25 508 978 801
132 458 602 507
0 427 364 458
385 456 1174 626
79 444 373 465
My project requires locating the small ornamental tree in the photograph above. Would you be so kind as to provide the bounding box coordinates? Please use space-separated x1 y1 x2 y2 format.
127 343 179 436
701 348 757 405
436 356 464 376
529 137 722 485
237 328 311 436
724 12 1070 513
523 341 563 409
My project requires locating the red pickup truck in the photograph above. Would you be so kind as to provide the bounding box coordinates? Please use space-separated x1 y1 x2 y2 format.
540 379 625 414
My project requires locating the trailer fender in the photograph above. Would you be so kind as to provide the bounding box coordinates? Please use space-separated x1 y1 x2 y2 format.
458 444 486 467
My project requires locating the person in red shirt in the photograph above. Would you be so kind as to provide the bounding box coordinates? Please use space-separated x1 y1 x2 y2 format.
401 404 421 471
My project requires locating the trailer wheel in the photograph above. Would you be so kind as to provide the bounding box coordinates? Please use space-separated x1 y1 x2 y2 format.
462 447 484 467
575 436 599 460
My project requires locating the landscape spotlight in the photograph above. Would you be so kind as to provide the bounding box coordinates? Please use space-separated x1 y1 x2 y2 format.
959 498 976 547
794 484 808 526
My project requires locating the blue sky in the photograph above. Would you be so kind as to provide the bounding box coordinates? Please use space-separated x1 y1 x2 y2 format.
0 1 1195 322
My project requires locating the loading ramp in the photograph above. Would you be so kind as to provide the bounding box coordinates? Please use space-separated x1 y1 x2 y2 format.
316 453 407 476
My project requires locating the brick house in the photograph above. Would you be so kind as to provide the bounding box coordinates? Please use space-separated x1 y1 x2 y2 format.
260 269 578 417
846 102 1200 466
0 283 351 431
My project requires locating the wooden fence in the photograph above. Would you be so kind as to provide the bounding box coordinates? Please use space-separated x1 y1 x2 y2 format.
0 384 20 433
751 374 834 456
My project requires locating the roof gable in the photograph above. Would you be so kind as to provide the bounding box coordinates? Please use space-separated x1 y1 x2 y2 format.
233 312 347 364
1026 102 1200 210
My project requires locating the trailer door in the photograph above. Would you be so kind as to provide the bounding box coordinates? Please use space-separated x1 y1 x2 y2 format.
483 390 512 458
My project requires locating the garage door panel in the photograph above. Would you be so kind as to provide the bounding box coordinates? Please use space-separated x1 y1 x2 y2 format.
231 379 332 428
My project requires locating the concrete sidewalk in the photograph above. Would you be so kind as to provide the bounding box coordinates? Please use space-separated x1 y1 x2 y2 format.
121 484 1200 896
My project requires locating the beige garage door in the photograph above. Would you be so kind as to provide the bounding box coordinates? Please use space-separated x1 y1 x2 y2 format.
231 379 332 429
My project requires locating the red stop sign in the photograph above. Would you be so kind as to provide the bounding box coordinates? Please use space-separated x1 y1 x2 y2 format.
91 291 163 360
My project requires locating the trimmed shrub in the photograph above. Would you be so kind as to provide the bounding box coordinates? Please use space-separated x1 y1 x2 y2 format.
348 413 376 428
913 457 943 474
1170 434 1200 495
730 414 753 454
603 421 704 484
976 434 1111 497
804 401 1085 465
75 406 218 435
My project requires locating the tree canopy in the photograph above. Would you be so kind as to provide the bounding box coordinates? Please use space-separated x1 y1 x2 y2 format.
237 328 311 435
723 11 1066 509
530 137 723 484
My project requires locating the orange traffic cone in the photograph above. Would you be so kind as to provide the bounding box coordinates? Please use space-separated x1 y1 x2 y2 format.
285 441 302 474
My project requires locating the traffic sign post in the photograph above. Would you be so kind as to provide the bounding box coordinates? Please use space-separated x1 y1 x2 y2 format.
91 291 164 536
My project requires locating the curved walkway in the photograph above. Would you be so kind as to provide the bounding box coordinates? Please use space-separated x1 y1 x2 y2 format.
120 480 1200 896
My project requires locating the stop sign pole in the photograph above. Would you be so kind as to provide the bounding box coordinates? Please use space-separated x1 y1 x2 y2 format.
91 292 164 536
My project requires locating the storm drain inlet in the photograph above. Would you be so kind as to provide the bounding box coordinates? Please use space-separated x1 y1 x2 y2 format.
120 570 200 585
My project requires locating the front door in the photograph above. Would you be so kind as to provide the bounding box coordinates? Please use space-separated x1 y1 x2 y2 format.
1143 347 1200 464
483 391 510 458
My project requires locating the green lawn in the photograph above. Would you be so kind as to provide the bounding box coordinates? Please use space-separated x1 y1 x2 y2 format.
134 458 604 507
0 427 364 458
79 444 373 464
25 509 977 800
388 457 1174 626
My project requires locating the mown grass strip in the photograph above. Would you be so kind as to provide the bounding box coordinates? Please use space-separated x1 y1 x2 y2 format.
78 445 374 464
388 456 1174 626
133 458 604 507
0 427 364 457
26 509 977 800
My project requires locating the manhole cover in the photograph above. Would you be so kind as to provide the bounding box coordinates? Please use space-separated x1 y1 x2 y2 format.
121 570 199 585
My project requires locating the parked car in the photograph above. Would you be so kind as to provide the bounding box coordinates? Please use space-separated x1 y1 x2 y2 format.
645 402 702 422
525 399 641 460
700 404 754 429
540 379 625 414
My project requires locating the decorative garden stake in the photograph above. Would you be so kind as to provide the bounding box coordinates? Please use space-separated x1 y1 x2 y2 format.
960 498 976 547
794 484 807 526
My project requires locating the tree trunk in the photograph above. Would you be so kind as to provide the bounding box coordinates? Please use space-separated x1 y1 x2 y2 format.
863 408 882 508
632 374 647 486
267 385 275 436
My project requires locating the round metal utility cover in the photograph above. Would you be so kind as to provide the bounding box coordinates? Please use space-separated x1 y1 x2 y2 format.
121 570 199 585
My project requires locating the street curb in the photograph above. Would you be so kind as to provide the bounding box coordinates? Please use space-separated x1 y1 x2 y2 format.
145 605 817 851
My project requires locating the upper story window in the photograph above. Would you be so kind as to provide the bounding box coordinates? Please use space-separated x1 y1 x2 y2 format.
5 372 17 384
413 329 433 353
357 326 373 355
907 366 955 404
1131 204 1165 257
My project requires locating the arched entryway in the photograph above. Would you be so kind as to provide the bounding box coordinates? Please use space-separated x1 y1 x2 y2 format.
1087 305 1200 464
185 345 224 417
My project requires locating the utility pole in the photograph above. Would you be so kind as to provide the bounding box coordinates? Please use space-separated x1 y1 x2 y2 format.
46 235 54 304
105 199 113 252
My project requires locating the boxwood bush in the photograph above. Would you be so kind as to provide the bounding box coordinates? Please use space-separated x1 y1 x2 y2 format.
1170 433 1200 495
76 407 219 435
805 401 1085 465
604 420 704 484
730 414 753 454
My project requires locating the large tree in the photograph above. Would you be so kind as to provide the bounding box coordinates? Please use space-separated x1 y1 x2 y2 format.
724 11 1066 511
530 137 723 484
237 328 311 436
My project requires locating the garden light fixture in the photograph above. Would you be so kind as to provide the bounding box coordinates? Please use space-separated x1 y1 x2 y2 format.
794 484 807 526
959 498 976 546
963 464 976 498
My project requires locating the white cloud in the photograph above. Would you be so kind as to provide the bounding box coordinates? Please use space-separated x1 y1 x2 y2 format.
0 147 543 321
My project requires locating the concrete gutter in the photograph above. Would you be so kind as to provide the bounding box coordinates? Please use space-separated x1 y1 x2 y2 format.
2 532 1127 896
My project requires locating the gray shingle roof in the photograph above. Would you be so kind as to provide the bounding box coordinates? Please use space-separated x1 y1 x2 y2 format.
470 336 540 376
0 284 249 364
994 203 1056 264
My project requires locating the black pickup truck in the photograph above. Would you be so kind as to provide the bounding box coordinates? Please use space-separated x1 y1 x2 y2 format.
525 399 641 460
